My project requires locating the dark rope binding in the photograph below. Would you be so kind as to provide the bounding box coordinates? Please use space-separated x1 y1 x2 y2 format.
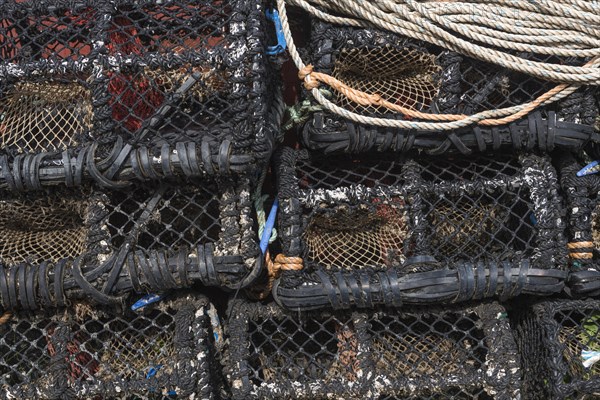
273 148 567 310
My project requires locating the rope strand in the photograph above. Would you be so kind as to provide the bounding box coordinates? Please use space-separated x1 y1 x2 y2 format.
276 0 600 130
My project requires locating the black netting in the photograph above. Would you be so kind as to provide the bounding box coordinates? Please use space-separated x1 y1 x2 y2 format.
0 293 215 398
0 0 276 181
559 153 600 297
274 148 567 310
225 300 520 399
0 178 261 311
515 299 600 400
300 21 599 155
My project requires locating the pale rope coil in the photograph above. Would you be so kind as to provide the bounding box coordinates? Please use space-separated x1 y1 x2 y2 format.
276 0 600 130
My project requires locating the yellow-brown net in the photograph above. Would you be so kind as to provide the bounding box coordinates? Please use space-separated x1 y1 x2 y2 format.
0 82 93 153
332 45 441 115
144 65 229 102
429 200 501 257
304 200 408 270
0 197 89 266
100 329 174 380
372 332 467 379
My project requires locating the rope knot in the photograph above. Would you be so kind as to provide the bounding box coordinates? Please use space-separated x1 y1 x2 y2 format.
299 65 320 90
274 254 304 271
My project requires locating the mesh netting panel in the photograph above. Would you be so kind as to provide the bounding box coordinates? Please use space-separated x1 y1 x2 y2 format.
1 295 214 398
275 148 566 308
332 46 441 115
556 309 600 383
290 151 545 267
227 301 518 399
305 200 408 269
0 5 96 64
369 312 483 379
248 313 356 385
105 183 222 255
107 65 231 136
0 196 89 266
515 300 600 399
0 81 93 153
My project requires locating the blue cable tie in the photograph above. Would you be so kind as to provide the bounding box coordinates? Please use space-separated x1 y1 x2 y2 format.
577 160 600 177
131 293 164 311
265 9 287 56
260 198 279 254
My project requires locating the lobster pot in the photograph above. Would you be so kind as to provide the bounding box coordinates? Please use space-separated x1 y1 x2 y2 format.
300 21 599 155
225 300 520 399
514 299 600 399
559 153 600 296
273 148 567 310
0 0 275 177
0 178 262 311
0 294 216 398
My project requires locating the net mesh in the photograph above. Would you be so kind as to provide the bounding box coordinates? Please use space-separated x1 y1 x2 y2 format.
304 200 408 269
0 81 93 153
332 46 441 115
0 196 89 266
292 152 543 269
104 183 222 256
108 65 230 135
0 300 176 389
556 309 600 382
368 311 484 383
0 295 217 399
233 302 508 399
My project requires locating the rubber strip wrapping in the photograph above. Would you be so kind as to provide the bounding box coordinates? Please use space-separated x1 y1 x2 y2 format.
273 147 568 310
299 21 599 155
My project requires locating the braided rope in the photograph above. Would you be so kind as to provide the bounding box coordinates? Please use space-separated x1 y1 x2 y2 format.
568 241 594 259
247 252 303 299
277 0 600 130
0 311 11 325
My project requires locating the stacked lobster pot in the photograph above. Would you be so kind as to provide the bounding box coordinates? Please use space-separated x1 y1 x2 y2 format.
220 11 600 400
0 0 276 396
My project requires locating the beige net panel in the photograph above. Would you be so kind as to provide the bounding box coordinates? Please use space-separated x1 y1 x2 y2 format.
372 332 467 379
100 328 174 380
429 200 501 257
144 65 229 102
591 204 600 250
0 82 93 153
332 45 441 115
0 197 89 266
304 200 408 270
559 323 600 380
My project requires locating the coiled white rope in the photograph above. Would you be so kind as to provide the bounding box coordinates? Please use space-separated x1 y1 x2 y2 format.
277 0 600 130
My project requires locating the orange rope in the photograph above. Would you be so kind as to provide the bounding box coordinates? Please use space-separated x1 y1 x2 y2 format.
299 57 596 126
568 241 594 259
247 252 304 300
0 311 12 325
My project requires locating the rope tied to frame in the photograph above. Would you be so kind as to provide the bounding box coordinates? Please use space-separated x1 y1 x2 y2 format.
247 252 303 300
568 241 594 260
278 0 600 131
